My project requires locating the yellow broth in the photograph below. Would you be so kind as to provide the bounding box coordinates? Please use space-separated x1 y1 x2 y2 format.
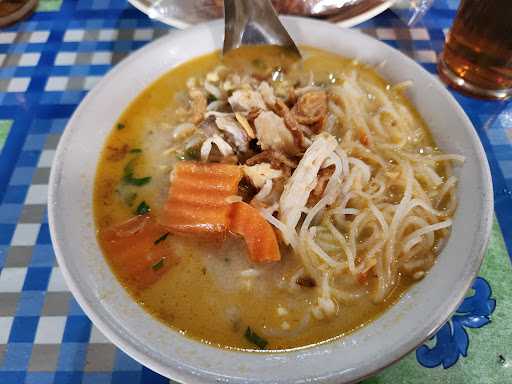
94 46 434 350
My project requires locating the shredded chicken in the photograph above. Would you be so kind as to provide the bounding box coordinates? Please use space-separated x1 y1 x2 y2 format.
205 65 229 84
222 74 241 92
200 134 233 161
253 179 274 201
278 133 338 244
234 112 255 139
253 178 286 207
243 163 283 189
199 115 220 137
215 116 249 152
254 111 300 156
189 88 207 124
258 81 276 107
228 89 267 112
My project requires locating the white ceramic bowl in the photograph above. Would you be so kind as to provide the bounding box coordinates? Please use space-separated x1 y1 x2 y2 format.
48 17 493 384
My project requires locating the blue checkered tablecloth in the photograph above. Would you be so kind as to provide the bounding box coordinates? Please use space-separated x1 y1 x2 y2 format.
0 1 510 383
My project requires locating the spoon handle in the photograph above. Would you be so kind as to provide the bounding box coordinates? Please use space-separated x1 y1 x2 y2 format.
223 0 301 57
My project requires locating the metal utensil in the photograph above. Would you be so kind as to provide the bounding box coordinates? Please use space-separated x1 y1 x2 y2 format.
223 0 301 57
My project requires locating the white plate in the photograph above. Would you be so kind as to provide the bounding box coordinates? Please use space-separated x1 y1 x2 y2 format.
128 0 394 29
48 17 493 384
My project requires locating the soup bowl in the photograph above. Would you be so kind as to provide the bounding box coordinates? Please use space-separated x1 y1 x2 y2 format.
48 17 493 384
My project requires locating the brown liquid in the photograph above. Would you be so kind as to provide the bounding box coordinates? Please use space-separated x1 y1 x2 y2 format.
439 0 512 99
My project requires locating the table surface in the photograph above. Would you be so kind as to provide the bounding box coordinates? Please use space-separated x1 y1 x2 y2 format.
0 1 511 383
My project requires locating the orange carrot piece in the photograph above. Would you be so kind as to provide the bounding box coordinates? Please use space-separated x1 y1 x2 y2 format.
98 215 173 290
229 202 281 263
161 161 243 237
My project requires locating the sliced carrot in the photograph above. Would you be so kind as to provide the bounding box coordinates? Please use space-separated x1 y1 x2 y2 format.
98 215 174 290
161 161 243 238
229 202 281 263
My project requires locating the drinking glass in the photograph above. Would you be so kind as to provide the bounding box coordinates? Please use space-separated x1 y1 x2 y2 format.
438 0 512 100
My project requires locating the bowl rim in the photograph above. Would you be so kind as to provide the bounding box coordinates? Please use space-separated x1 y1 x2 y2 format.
48 16 494 384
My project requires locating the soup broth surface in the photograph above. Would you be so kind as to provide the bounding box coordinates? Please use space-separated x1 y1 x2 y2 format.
94 46 451 350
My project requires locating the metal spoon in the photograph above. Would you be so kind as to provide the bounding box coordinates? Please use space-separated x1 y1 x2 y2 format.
223 0 301 57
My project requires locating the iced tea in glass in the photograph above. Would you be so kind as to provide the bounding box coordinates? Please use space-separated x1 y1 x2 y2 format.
438 0 512 100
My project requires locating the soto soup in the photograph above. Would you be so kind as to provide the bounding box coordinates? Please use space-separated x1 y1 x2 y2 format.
94 46 461 351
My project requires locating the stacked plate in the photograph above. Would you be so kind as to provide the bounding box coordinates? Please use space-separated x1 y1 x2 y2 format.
128 0 394 29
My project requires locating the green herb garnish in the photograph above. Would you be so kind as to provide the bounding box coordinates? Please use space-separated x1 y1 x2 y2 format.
184 147 200 160
244 327 268 349
124 174 151 186
152 259 164 271
117 123 125 130
154 232 170 245
123 159 152 186
129 148 142 154
135 201 151 215
207 94 217 104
